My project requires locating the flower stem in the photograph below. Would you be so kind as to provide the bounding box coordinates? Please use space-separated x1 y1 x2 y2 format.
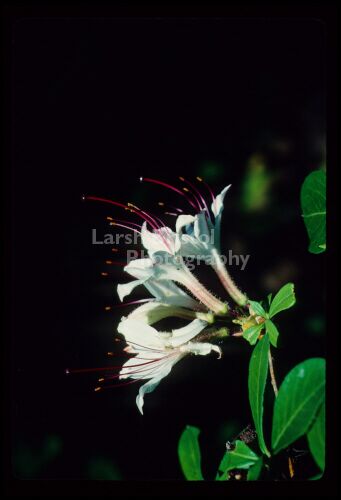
268 348 296 479
268 347 278 397
210 248 248 306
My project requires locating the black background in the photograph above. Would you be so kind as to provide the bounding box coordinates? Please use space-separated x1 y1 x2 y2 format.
10 15 326 480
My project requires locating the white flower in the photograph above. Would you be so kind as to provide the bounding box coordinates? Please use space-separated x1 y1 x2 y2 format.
118 254 228 315
117 258 199 309
85 178 245 411
117 318 221 414
139 185 230 258
177 184 231 256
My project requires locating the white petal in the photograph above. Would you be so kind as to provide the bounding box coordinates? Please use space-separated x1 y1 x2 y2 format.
123 257 154 279
211 184 231 218
117 258 155 300
141 222 177 255
193 212 209 240
128 301 163 323
169 318 207 347
175 214 196 234
128 301 191 325
144 278 200 309
179 234 206 257
181 341 222 358
136 357 180 415
119 350 163 379
117 318 165 350
117 279 146 302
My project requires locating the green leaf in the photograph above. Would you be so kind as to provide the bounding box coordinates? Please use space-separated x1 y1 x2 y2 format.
248 335 271 457
249 300 267 318
178 425 203 480
267 293 273 307
307 401 325 471
269 283 296 318
243 323 264 345
301 169 326 253
265 320 279 347
247 457 263 480
216 440 259 480
272 358 326 454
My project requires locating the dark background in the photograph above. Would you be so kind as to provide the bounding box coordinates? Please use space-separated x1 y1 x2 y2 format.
11 17 325 480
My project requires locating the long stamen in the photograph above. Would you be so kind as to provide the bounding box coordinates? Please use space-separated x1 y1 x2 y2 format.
95 378 142 391
127 203 160 231
66 357 164 375
158 202 183 213
113 298 154 308
182 187 203 212
125 341 166 353
107 216 141 229
196 177 216 204
127 202 173 253
179 177 211 220
85 196 158 232
109 221 140 234
140 177 197 210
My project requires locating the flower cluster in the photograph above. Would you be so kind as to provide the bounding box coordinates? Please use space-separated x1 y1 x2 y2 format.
86 177 249 414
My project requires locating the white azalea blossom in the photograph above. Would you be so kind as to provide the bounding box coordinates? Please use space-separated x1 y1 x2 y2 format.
118 254 228 315
117 318 222 414
87 178 248 412
118 184 247 308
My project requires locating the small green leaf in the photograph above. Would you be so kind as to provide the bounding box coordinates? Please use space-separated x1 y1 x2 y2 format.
272 358 326 454
267 293 273 307
216 440 259 480
269 283 296 318
178 425 203 480
301 169 326 253
249 300 267 318
247 457 263 480
248 335 270 457
307 401 325 471
243 323 264 345
265 320 279 347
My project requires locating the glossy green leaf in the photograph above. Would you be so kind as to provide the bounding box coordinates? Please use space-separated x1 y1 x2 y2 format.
216 440 259 480
249 300 267 318
301 169 326 253
243 323 264 345
269 283 296 318
307 401 325 471
247 457 263 480
265 319 279 347
272 358 326 454
248 335 270 456
178 425 203 480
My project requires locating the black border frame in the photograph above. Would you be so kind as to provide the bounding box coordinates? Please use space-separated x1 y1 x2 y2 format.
1 1 338 497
